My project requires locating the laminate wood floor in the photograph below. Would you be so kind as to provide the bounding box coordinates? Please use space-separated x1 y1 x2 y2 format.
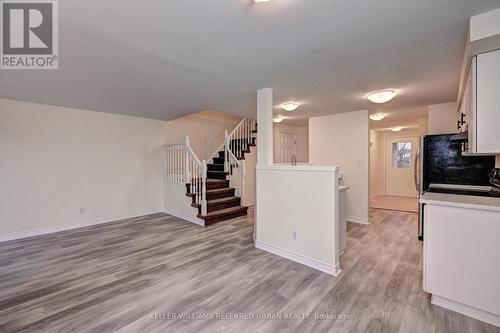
0 209 498 333
370 195 419 213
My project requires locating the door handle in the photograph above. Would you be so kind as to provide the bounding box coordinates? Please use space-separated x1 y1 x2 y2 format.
413 150 420 192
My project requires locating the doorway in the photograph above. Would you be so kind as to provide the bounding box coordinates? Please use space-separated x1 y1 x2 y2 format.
384 136 420 198
369 131 420 213
277 130 296 163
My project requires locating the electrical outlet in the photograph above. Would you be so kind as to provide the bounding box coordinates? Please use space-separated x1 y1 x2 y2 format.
79 208 85 215
292 231 298 240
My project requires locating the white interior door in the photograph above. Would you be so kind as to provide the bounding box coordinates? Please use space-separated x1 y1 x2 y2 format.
385 136 420 198
278 131 297 163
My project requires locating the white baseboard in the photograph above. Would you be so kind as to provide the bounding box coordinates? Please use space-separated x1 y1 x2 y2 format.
432 295 500 327
163 208 205 226
0 210 162 243
347 215 369 225
255 240 340 276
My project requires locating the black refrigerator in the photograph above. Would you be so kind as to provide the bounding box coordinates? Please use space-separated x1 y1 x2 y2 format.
416 134 495 240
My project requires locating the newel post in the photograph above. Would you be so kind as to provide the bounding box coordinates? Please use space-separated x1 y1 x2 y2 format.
201 160 208 216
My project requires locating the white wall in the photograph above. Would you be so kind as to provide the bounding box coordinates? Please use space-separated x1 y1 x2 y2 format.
163 111 241 161
296 126 309 163
256 165 340 275
273 123 309 163
0 98 166 237
243 146 257 206
428 102 457 135
309 110 369 224
418 117 429 136
369 129 381 198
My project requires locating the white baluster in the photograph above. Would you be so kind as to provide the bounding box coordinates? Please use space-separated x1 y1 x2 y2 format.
197 165 201 205
178 145 181 183
224 130 229 173
246 119 250 147
237 127 241 158
201 160 207 216
199 164 202 206
168 149 172 182
245 120 248 148
165 147 170 182
240 160 246 206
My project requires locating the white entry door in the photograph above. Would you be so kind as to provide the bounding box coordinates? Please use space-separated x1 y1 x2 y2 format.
385 136 420 198
278 131 297 163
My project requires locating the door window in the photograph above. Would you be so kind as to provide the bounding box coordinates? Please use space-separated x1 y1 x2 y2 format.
392 142 412 168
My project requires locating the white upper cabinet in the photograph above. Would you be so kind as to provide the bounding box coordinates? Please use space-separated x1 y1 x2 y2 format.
462 49 500 154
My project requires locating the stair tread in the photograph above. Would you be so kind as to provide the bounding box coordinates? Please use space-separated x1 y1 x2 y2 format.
192 196 240 207
207 170 228 174
198 206 248 218
208 196 239 203
187 187 234 196
207 187 233 193
186 178 227 184
206 179 226 183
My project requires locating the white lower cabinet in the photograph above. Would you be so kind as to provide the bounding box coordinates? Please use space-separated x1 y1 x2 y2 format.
424 204 500 326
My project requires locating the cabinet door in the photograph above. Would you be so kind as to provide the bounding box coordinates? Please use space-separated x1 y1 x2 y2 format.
424 205 500 316
468 57 477 153
476 50 500 153
461 71 470 133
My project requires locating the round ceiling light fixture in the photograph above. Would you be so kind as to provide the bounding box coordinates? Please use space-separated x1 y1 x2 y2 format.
369 113 385 121
254 0 271 3
273 115 284 123
282 102 299 112
391 126 402 132
367 89 398 104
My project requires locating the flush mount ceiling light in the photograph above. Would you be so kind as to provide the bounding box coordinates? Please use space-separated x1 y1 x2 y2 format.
369 113 385 121
273 116 284 123
367 89 398 104
391 126 402 132
254 0 271 3
282 102 299 112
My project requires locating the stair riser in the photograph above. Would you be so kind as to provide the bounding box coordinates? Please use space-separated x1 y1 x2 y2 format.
207 164 225 172
186 181 229 192
193 198 241 214
213 157 225 164
205 209 248 225
207 198 240 212
190 189 235 203
207 189 235 201
207 172 227 180
208 181 229 190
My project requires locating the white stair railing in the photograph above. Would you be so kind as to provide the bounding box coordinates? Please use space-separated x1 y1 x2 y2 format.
163 136 207 215
210 117 255 206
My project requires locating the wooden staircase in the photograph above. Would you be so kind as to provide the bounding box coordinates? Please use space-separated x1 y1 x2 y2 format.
186 134 256 225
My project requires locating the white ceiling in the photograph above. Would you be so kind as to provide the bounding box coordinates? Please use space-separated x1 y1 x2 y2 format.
1 0 499 121
369 106 429 131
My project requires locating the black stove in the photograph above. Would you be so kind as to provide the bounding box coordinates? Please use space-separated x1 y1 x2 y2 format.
427 187 500 198
426 168 500 198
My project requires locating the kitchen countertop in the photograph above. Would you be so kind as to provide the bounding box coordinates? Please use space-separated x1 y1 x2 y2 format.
420 192 500 212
